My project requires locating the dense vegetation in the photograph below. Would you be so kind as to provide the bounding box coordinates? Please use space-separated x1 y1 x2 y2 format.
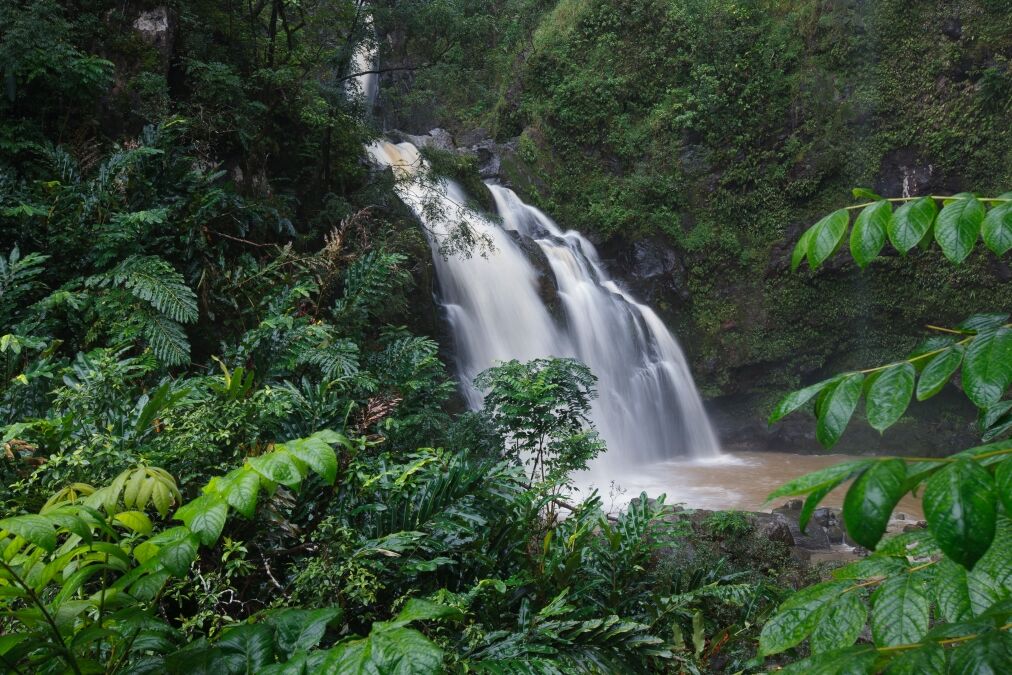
1 0 1010 673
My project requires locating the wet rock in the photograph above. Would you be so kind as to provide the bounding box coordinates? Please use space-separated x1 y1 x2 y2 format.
757 513 795 547
398 128 456 152
825 525 845 545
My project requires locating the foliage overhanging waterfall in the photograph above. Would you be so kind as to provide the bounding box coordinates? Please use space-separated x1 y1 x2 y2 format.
369 141 722 467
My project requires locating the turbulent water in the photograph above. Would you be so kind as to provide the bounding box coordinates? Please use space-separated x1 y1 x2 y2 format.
369 141 721 470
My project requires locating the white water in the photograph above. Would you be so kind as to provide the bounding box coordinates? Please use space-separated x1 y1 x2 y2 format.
369 141 721 473
345 13 378 109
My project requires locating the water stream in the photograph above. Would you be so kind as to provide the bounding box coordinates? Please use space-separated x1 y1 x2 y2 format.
368 141 721 476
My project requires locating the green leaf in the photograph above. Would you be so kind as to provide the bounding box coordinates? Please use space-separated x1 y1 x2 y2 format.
852 187 883 201
175 494 228 546
156 530 200 577
889 197 937 254
0 515 57 552
214 468 261 519
759 580 849 655
217 624 275 673
995 459 1012 514
924 459 998 568
935 195 984 263
871 572 930 646
807 209 850 269
799 482 837 533
809 591 866 654
769 376 841 424
934 558 973 623
866 364 915 432
962 327 1012 407
916 346 964 401
792 225 815 271
777 646 878 675
883 642 946 675
113 511 153 535
948 629 1012 675
850 201 891 267
249 450 303 488
284 435 338 485
320 626 444 674
391 599 461 627
981 201 1012 256
267 607 342 657
816 373 865 448
766 460 873 501
958 313 1010 332
843 459 907 549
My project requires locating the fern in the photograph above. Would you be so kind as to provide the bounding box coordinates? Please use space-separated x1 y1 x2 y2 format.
142 308 192 366
91 255 198 323
0 246 49 326
333 250 410 330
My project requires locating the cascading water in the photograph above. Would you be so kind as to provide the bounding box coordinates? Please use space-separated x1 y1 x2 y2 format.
368 141 722 470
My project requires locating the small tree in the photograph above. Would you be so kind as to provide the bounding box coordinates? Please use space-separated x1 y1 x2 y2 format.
475 358 604 486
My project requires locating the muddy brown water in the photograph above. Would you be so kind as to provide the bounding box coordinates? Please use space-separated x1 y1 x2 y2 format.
576 451 924 520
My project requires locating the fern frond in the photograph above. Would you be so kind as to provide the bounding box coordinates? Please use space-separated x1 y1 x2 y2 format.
0 247 49 325
333 250 410 329
91 256 198 324
295 338 360 379
142 310 191 366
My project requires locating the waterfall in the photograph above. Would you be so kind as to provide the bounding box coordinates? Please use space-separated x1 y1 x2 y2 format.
369 141 721 468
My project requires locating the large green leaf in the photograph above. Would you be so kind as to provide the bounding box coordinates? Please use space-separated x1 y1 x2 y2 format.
0 514 57 552
916 346 964 401
759 580 850 655
776 646 878 675
850 201 891 267
321 626 444 674
769 376 841 424
249 450 304 488
888 197 937 254
871 572 930 646
766 460 873 501
981 200 1012 256
962 327 1012 408
809 591 866 654
217 624 276 673
283 435 338 485
267 607 342 657
816 373 865 448
948 629 1012 675
156 530 200 577
214 468 261 519
843 459 907 549
792 225 815 271
924 459 998 568
883 642 946 675
175 494 228 547
935 195 984 263
807 209 850 269
933 558 973 623
866 364 915 432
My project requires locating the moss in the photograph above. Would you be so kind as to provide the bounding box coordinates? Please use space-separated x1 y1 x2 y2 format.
418 146 495 213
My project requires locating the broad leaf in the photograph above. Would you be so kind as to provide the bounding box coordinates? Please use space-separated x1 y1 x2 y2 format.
935 195 983 263
866 364 915 432
962 327 1012 408
249 450 303 488
0 515 57 552
948 629 1012 675
850 201 891 267
809 591 866 654
843 459 907 549
996 459 1012 514
871 573 930 646
321 626 444 674
933 558 973 623
767 459 873 501
215 468 261 519
924 459 997 568
883 642 946 675
807 209 850 269
792 226 815 271
156 530 200 577
889 197 937 254
958 313 1010 332
981 201 1012 256
777 646 878 675
759 580 849 655
175 494 228 546
816 373 865 448
283 435 338 485
916 346 964 401
267 607 342 657
217 624 275 673
852 187 884 201
769 376 840 424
